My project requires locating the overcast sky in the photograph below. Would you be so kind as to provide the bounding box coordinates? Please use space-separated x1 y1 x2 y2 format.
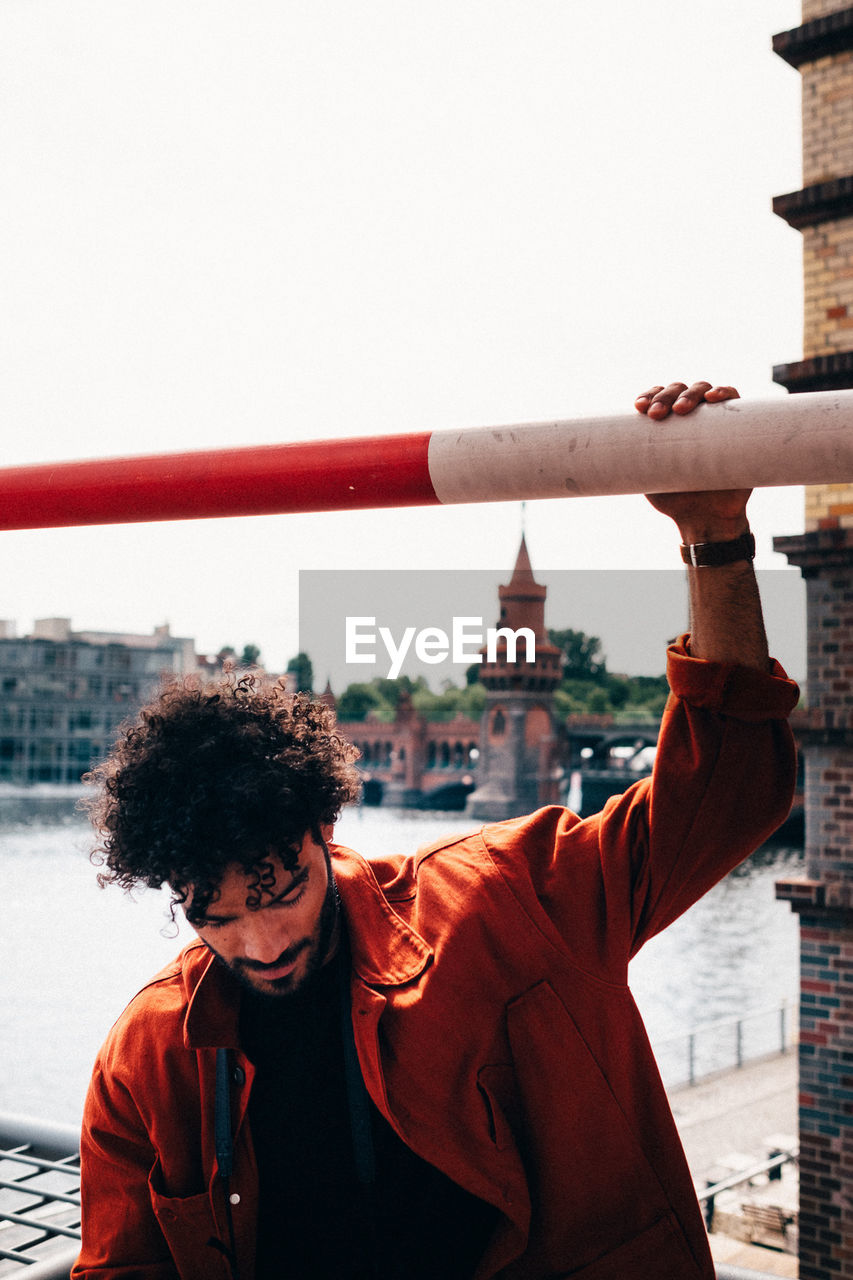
1 2 807 680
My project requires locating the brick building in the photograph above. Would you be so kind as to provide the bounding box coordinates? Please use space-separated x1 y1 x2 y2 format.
345 686 480 809
334 536 563 816
465 535 562 819
772 5 853 1276
0 618 197 784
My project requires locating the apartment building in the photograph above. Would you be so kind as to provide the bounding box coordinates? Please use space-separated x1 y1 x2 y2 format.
0 619 197 784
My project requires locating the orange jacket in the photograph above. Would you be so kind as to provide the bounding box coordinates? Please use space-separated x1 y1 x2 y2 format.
73 641 798 1279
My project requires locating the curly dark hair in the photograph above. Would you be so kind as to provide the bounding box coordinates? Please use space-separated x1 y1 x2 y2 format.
84 673 361 924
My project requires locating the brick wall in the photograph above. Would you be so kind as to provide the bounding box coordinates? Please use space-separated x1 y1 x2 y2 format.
790 1 853 525
797 916 853 1276
806 482 853 529
804 746 853 874
805 570 853 737
803 0 853 22
803 219 853 355
775 534 853 1279
803 50 853 184
774 7 853 1273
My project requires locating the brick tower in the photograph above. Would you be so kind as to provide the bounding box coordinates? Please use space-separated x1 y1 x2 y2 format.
772 6 853 1277
465 536 562 820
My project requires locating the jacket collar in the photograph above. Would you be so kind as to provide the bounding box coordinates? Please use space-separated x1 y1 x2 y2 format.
182 844 432 1050
182 943 241 1050
331 843 433 986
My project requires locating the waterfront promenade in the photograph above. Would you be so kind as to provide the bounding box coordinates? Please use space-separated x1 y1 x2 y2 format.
668 1051 799 1276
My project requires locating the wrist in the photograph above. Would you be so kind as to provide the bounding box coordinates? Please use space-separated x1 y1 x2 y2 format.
676 516 750 545
680 528 755 569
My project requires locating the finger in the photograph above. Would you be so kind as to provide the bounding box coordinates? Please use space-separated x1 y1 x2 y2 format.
634 385 665 412
669 381 713 415
704 384 741 402
634 386 666 416
644 381 689 420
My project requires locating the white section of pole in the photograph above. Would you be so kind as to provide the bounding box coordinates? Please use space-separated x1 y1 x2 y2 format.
427 390 853 502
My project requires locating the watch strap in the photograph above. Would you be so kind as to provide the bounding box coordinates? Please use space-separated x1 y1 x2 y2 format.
680 529 755 568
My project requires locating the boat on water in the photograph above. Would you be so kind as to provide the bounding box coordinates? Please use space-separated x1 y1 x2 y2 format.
565 730 659 818
565 732 804 843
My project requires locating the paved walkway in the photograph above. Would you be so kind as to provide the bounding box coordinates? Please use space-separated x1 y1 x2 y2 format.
668 1050 798 1181
666 1051 799 1276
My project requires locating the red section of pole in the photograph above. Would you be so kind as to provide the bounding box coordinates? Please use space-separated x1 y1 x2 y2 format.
0 433 438 531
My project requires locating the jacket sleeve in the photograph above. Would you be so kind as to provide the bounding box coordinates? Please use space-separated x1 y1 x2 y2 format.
71 1055 179 1279
484 636 800 981
614 637 799 955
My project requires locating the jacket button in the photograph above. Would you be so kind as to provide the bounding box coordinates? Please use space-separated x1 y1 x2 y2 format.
229 1192 241 1206
233 1066 246 1085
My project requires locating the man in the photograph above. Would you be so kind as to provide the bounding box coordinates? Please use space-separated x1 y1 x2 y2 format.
73 381 799 1280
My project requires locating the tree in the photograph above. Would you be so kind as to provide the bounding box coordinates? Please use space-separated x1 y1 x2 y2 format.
548 628 606 681
412 682 486 722
605 676 629 710
336 682 388 722
286 651 313 692
239 643 262 668
334 675 486 724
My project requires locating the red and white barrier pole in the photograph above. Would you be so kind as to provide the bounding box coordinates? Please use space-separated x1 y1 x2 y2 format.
1 390 851 531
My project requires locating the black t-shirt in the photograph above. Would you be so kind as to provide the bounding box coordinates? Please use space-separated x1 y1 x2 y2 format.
239 949 498 1279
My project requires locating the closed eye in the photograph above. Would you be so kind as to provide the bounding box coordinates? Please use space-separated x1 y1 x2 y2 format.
195 868 310 928
270 867 310 907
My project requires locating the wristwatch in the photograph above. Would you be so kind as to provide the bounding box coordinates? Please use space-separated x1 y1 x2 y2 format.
680 529 756 568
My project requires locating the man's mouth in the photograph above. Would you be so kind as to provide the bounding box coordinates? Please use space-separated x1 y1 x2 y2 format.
238 939 310 978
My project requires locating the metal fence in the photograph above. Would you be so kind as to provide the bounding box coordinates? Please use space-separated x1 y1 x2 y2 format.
0 1114 80 1278
699 1150 798 1233
653 1001 797 1089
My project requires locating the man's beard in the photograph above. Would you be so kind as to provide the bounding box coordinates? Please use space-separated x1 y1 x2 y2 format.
209 853 341 999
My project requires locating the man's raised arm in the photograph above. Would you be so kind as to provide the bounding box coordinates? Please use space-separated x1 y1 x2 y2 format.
635 379 769 670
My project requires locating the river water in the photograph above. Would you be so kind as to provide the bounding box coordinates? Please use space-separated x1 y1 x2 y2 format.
0 794 805 1125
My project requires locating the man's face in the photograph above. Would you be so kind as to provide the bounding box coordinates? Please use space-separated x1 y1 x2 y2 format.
187 829 339 998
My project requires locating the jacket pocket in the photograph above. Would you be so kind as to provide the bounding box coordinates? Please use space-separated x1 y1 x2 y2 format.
477 1063 519 1152
148 1160 232 1280
552 1214 702 1279
504 981 701 1272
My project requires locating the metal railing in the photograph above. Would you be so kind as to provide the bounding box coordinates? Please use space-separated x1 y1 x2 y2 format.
699 1149 797 1233
0 390 852 533
654 1000 796 1088
0 1114 80 1278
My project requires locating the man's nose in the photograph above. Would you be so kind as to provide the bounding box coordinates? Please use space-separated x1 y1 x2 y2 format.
240 914 289 964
